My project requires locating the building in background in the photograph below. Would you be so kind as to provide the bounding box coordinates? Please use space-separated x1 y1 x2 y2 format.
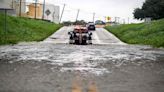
27 3 60 23
0 0 60 23
14 0 27 16
27 3 42 19
43 4 60 23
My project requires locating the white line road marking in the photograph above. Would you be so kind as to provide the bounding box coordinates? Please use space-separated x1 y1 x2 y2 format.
43 26 126 45
92 31 104 44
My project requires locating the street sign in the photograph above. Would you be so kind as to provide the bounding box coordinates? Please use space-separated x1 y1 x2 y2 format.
45 9 51 16
107 16 111 21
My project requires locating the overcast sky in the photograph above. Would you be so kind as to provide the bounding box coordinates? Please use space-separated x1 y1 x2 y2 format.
30 0 146 23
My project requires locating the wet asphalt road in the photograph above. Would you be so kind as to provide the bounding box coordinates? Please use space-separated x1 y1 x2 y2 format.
43 26 125 45
0 27 164 92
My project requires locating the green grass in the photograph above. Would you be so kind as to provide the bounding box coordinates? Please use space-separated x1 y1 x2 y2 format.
0 13 61 45
105 19 164 47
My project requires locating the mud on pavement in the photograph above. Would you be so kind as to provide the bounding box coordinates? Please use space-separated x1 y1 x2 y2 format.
0 43 164 92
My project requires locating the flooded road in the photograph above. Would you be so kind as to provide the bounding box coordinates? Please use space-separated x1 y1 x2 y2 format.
0 43 164 92
0 27 164 92
43 26 125 45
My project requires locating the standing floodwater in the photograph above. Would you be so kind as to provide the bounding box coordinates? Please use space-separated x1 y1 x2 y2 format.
0 42 164 92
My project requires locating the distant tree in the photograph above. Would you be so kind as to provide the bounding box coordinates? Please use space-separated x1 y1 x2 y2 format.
73 20 86 25
62 21 72 26
95 20 105 25
133 0 164 20
133 8 145 20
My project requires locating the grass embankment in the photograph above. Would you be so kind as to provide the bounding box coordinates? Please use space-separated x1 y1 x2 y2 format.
0 14 61 45
105 19 164 47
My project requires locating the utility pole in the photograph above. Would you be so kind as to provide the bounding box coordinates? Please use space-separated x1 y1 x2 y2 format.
93 13 95 23
19 0 22 17
34 0 37 19
104 16 107 23
117 17 120 24
123 19 125 24
59 4 66 24
12 0 14 9
42 0 46 20
128 17 130 24
114 17 117 23
75 9 80 22
115 17 120 23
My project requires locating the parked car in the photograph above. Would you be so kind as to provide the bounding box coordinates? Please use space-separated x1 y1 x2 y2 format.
87 22 96 30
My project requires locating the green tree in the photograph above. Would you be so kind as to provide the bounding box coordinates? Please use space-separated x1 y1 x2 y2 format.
73 20 86 25
62 21 72 26
133 8 145 20
134 0 164 20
